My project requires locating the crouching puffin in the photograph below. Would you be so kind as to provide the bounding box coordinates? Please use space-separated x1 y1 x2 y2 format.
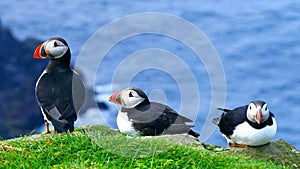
34 37 85 134
109 88 199 138
213 100 277 147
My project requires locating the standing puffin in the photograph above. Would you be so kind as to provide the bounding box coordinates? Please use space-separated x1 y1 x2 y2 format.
34 37 85 134
109 88 199 138
213 100 277 147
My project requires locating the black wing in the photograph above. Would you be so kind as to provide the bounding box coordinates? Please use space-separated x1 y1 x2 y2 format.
36 70 85 132
217 105 248 137
123 102 194 136
70 72 86 114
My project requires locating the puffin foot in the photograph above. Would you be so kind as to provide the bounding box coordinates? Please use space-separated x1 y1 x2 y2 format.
71 131 78 135
41 122 55 134
41 131 51 134
41 130 55 134
229 143 248 148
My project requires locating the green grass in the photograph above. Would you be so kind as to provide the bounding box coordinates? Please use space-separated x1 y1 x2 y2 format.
0 125 287 169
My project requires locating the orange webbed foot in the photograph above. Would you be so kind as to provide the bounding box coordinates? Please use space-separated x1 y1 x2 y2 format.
41 122 55 134
229 143 248 148
71 131 78 135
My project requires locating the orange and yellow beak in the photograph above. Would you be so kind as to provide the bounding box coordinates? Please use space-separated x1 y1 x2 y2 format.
257 107 262 124
109 91 122 105
33 43 49 59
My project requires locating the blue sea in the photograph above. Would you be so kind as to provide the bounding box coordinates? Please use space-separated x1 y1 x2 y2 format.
1 1 299 149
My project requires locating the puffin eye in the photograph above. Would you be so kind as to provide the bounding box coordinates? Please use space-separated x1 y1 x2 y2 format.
129 92 133 97
249 106 252 110
265 107 268 111
54 41 58 47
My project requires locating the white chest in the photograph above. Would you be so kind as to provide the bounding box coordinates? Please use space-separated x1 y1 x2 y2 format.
227 117 277 146
116 110 139 136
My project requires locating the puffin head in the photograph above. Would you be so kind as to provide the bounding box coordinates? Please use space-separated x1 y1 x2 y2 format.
246 100 270 124
109 88 149 108
34 37 70 60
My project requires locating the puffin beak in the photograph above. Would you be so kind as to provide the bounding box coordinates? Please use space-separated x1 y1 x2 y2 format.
109 91 122 105
33 43 49 59
257 107 262 124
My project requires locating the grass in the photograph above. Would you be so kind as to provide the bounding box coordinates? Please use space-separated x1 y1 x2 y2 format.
0 125 288 169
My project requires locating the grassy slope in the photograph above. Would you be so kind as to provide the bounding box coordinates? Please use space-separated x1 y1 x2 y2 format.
0 125 287 169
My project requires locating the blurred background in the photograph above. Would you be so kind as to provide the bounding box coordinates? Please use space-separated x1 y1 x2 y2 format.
0 1 299 149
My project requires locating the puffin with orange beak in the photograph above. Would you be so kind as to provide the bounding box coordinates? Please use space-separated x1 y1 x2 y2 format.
213 100 277 147
109 88 200 138
34 37 85 134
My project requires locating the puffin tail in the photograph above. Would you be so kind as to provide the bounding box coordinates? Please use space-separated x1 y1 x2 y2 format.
213 107 232 125
217 108 231 113
188 129 200 138
53 119 75 133
212 117 220 125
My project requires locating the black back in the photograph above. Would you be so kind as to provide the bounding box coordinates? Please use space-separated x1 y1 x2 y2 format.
122 101 197 136
218 105 274 138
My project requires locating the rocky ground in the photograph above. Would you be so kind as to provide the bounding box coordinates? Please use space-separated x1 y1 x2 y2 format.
144 133 300 168
7 125 300 168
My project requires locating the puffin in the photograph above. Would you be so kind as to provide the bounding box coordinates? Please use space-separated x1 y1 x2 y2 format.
108 87 199 138
213 100 277 147
34 37 85 134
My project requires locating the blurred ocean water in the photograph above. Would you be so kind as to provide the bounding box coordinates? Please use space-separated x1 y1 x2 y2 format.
0 1 299 149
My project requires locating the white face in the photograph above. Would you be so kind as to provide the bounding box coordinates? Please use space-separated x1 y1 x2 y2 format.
44 39 68 59
246 102 270 124
119 89 146 108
